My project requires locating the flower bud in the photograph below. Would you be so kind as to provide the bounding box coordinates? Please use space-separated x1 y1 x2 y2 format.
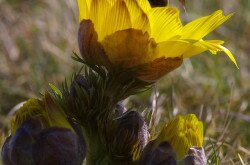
117 111 148 148
1 118 85 165
110 111 149 162
156 114 204 159
113 104 127 117
183 147 207 165
1 118 43 165
70 74 92 97
10 94 72 135
33 127 84 165
2 94 86 165
2 136 12 165
138 140 177 165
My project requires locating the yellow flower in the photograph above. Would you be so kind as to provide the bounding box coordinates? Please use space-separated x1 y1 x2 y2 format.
156 114 203 159
77 0 237 82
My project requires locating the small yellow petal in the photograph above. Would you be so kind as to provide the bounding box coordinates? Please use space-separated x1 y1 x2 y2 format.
157 40 191 58
101 29 156 67
148 7 183 42
183 40 238 68
106 0 116 6
77 0 91 21
100 0 132 41
90 0 112 39
124 0 150 33
217 44 239 69
206 40 225 45
182 40 224 57
182 10 234 40
137 0 151 12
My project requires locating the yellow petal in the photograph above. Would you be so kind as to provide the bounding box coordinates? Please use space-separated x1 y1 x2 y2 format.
157 40 191 58
106 0 116 6
89 0 112 39
137 0 151 12
182 10 234 40
148 7 183 42
205 40 225 45
182 40 224 57
101 29 156 67
184 40 238 68
77 0 91 21
217 44 239 68
124 0 150 33
99 0 132 41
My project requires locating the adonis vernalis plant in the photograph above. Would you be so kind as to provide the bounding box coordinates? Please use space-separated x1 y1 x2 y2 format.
1 0 238 165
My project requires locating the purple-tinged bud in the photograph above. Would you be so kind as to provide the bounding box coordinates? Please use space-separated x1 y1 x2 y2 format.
138 140 177 165
111 111 148 162
183 147 207 165
2 137 13 165
1 118 85 165
70 74 92 97
113 104 127 117
117 111 148 148
1 118 42 165
33 127 84 165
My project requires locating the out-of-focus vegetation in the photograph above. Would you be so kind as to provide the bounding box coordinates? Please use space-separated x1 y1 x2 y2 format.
0 0 249 164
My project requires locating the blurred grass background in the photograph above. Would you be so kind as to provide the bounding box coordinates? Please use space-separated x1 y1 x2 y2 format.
0 0 249 164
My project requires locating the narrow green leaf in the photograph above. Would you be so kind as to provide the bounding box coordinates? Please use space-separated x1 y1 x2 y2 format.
49 83 62 98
